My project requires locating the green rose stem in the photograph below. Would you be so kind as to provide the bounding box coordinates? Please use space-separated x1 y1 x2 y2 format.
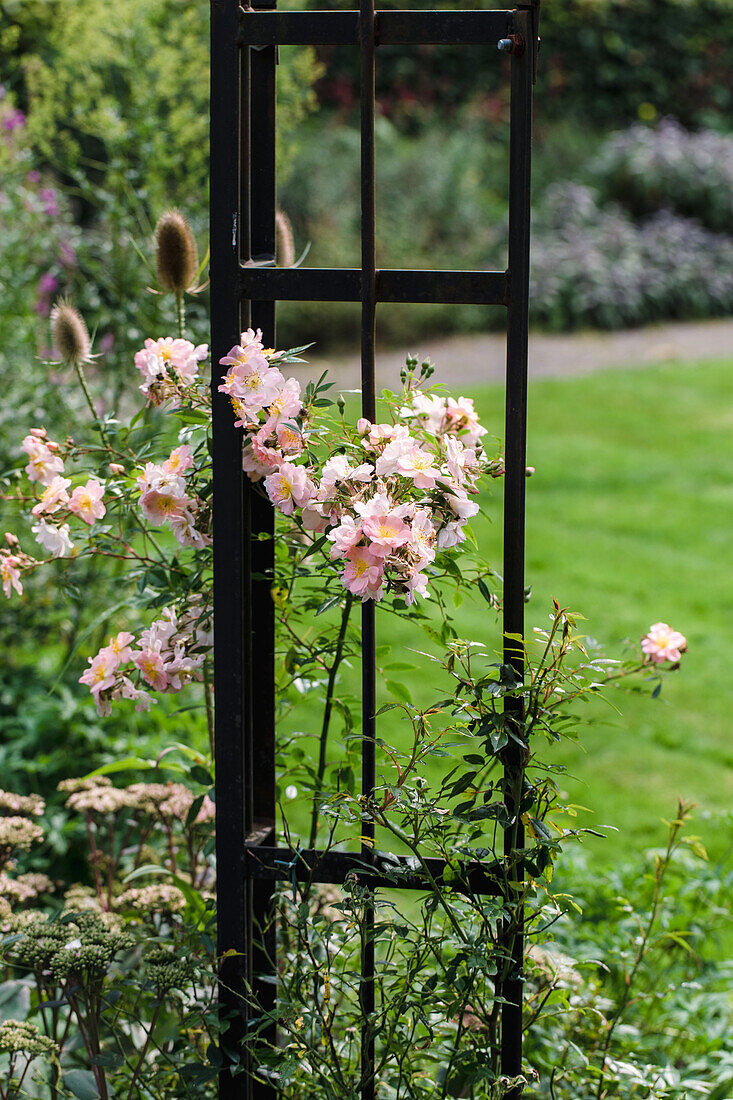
308 594 354 850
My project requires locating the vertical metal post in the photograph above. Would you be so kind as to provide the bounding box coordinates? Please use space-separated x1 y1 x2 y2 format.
247 10 278 1099
359 0 377 1097
501 8 533 1094
211 2 247 1097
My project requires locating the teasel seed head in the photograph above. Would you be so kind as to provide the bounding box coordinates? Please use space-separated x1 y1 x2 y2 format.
50 300 91 364
276 209 295 268
154 209 199 294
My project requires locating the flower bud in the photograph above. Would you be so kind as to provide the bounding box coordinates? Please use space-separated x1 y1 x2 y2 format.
525 466 535 477
154 209 198 294
357 417 371 436
276 209 295 268
336 393 346 414
50 300 91 364
109 463 125 475
30 427 47 439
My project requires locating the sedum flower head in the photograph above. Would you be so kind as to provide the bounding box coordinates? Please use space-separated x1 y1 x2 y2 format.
115 883 186 916
58 775 112 795
154 209 199 294
0 1019 57 1059
144 945 194 994
0 790 45 818
50 300 91 364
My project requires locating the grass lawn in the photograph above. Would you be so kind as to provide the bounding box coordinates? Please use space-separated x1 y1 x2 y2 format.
284 354 733 867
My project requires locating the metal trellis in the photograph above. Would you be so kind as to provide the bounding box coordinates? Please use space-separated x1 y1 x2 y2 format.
210 2 539 1095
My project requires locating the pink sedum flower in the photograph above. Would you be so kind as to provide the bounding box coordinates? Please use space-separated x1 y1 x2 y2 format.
342 545 384 600
264 462 315 516
31 475 71 517
68 479 106 526
641 623 687 665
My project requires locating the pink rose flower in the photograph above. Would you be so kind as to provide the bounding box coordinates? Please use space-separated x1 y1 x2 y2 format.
21 435 64 485
396 445 439 489
139 489 189 525
163 445 194 476
641 623 687 665
79 648 118 694
342 545 384 600
327 515 363 559
264 462 315 516
31 519 73 557
1 554 22 598
31 475 71 516
132 646 169 691
68 479 106 526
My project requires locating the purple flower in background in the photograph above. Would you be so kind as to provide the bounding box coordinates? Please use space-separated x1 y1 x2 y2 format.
27 170 41 184
39 187 59 216
99 332 116 354
58 241 77 267
38 272 59 295
34 298 51 317
2 109 26 132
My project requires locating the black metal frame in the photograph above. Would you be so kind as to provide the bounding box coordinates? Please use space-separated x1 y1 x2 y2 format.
211 3 538 1095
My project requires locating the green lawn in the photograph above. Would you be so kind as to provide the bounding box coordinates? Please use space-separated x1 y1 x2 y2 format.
287 355 733 866
474 354 733 862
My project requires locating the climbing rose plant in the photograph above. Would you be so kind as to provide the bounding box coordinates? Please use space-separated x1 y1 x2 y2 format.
0 211 689 1098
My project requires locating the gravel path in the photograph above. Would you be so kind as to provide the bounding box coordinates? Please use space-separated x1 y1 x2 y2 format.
306 318 733 391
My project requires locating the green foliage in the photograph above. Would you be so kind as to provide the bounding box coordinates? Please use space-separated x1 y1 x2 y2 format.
2 0 319 215
305 0 733 131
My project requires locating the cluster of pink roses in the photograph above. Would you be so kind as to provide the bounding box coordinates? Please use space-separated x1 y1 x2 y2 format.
220 331 501 604
3 429 107 577
134 336 208 407
79 603 210 715
136 444 210 549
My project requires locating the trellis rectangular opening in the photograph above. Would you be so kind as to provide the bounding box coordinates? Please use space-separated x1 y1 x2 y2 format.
210 2 539 1096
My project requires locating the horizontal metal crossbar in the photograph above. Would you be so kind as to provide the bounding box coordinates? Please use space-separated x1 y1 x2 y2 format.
238 265 509 306
239 9 514 47
243 844 503 895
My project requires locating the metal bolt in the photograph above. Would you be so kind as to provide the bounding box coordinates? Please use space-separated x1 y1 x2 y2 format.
497 34 526 57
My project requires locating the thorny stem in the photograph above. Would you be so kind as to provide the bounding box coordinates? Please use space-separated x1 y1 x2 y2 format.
308 594 354 849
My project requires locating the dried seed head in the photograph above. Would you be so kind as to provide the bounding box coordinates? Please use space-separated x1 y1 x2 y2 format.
50 300 91 364
154 209 198 293
276 209 295 268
